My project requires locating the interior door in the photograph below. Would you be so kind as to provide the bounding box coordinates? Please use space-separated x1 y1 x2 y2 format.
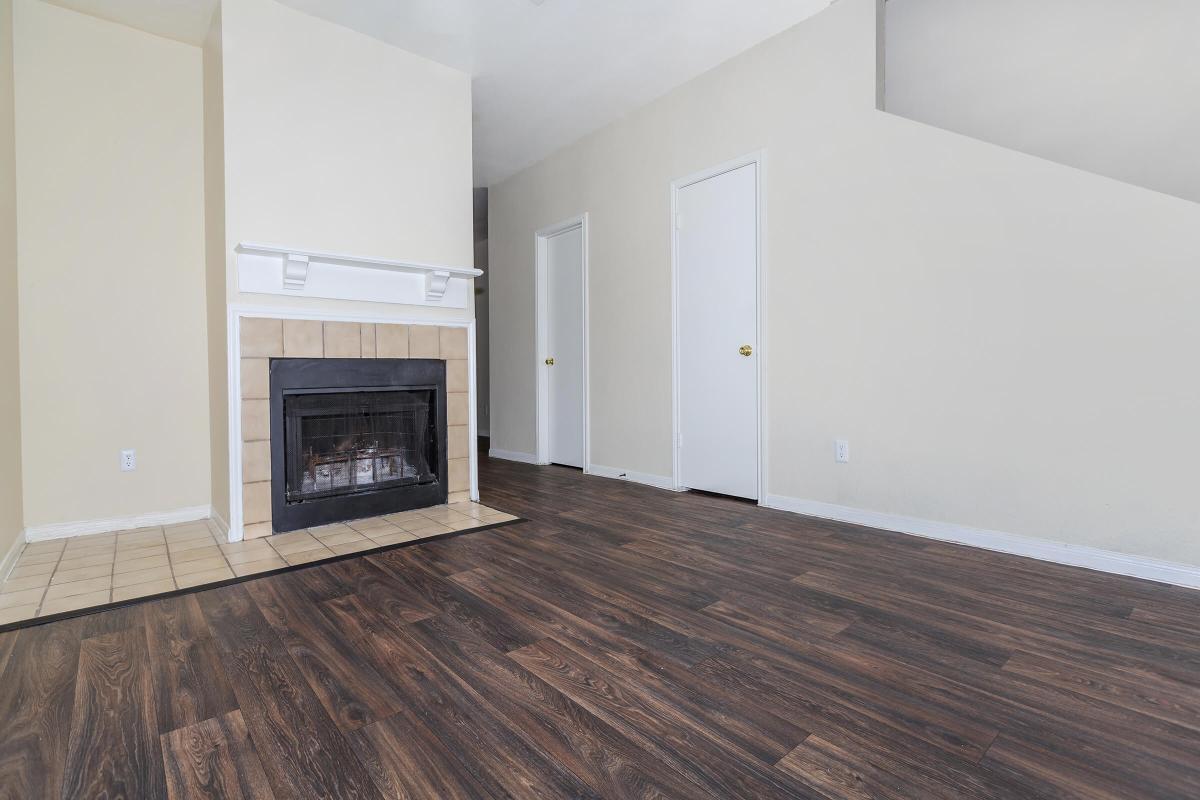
546 225 585 468
676 163 758 498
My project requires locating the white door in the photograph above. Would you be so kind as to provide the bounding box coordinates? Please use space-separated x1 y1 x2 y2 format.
546 225 585 468
676 163 759 498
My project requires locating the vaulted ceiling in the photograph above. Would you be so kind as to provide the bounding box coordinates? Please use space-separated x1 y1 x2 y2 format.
46 0 831 186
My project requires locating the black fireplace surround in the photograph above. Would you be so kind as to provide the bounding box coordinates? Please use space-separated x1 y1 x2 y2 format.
270 358 447 532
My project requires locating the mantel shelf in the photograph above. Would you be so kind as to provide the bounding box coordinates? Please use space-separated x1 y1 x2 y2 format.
235 242 482 307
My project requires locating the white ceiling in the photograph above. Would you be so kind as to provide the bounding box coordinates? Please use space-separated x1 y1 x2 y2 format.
46 0 831 186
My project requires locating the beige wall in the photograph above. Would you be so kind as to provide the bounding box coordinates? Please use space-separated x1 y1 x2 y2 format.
489 0 1200 566
219 0 474 321
203 8 229 525
13 0 210 527
0 0 23 561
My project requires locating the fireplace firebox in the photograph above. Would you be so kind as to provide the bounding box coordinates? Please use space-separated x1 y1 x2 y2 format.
269 358 447 532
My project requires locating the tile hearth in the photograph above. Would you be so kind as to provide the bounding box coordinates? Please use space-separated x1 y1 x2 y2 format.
0 501 516 626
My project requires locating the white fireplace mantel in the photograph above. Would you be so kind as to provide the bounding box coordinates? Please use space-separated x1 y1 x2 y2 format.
236 242 483 308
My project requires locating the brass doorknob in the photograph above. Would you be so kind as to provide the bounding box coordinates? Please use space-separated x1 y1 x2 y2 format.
739 345 753 357
545 357 555 366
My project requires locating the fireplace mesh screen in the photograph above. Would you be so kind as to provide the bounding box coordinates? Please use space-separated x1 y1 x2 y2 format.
283 389 438 504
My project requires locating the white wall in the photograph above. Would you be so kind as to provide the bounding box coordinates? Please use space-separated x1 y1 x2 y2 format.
219 0 474 320
0 0 23 564
13 0 210 528
489 0 1200 567
885 0 1200 205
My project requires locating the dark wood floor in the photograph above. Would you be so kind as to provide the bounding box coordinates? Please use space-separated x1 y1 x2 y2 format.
2 456 1200 799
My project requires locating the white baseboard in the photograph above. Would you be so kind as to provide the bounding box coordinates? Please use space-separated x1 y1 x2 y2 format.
587 464 683 492
23 504 213 543
764 494 1200 590
0 532 24 582
488 448 540 464
209 506 231 539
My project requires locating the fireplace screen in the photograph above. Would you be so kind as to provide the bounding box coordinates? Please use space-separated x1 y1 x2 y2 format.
283 389 438 505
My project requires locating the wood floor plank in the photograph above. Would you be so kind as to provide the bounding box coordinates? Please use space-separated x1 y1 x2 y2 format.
61 626 165 800
161 710 275 800
145 595 240 734
196 584 383 800
510 636 824 799
245 577 403 732
1 455 1198 799
348 710 500 800
0 620 83 800
352 618 606 800
405 612 707 799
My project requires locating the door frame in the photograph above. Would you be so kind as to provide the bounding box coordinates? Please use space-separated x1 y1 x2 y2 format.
534 213 591 469
670 151 767 503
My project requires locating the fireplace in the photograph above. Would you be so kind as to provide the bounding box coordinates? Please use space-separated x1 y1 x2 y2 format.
269 358 447 532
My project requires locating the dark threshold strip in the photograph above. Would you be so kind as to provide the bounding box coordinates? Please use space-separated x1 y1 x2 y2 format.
0 517 526 634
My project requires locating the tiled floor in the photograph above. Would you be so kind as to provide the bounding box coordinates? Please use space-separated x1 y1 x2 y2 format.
0 501 516 625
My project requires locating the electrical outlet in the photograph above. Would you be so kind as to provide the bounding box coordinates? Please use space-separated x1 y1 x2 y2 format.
120 449 136 472
835 440 850 463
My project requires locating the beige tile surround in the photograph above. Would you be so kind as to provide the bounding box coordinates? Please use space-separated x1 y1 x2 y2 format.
240 317 472 540
0 502 516 625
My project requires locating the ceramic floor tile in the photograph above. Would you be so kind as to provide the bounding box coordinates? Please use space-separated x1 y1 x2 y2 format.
282 548 333 566
231 557 288 577
329 540 376 556
164 521 212 534
113 578 177 602
56 553 116 572
345 517 396 533
0 586 47 609
366 530 418 546
169 537 219 555
45 577 111 602
62 543 115 559
7 560 57 579
114 546 169 564
113 565 174 588
446 519 484 532
308 523 355 536
23 539 66 554
418 509 473 525
315 530 370 546
164 527 216 546
172 556 229 577
117 534 167 549
175 567 235 589
449 502 488 519
39 589 111 617
406 523 454 538
270 530 315 546
223 546 277 566
113 555 171 575
270 537 324 556
8 560 58 580
119 526 165 539
382 511 429 526
0 604 39 625
1 573 53 593
172 545 222 564
15 550 62 567
50 564 113 585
